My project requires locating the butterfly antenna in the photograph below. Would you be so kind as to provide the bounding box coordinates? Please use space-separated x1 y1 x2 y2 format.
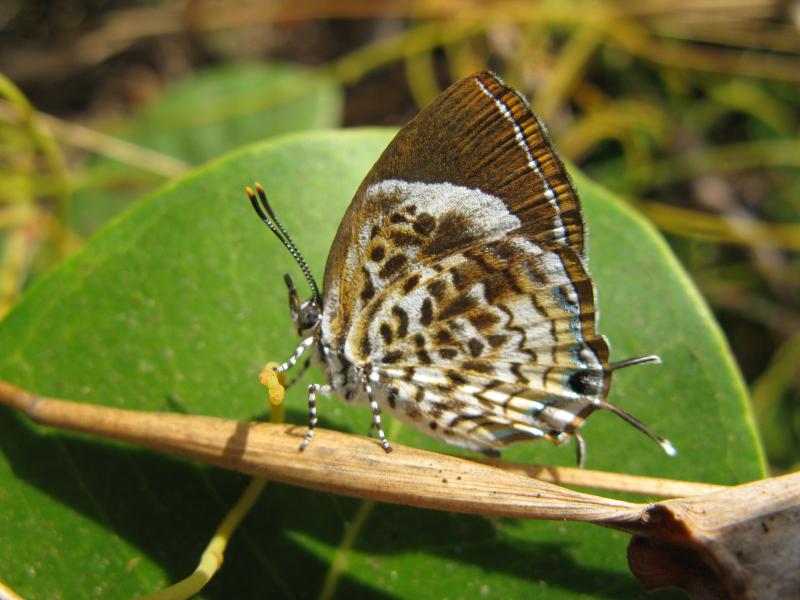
246 183 322 305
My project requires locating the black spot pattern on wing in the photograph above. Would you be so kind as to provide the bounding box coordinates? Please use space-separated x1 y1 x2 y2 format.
344 227 609 453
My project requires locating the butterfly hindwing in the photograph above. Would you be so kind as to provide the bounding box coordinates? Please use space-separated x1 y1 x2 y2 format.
342 220 609 452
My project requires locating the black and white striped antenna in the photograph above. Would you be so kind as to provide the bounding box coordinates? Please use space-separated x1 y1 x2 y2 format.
246 183 321 305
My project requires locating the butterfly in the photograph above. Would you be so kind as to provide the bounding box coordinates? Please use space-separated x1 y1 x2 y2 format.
247 71 675 466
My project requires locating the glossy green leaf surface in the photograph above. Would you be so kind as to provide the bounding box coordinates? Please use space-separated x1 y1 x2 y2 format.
0 129 764 599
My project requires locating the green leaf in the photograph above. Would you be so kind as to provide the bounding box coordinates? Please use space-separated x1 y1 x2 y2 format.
0 129 764 598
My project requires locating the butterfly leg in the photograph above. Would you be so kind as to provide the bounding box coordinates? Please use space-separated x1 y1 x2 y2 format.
299 383 331 451
284 357 311 390
365 381 393 453
480 447 501 459
277 336 314 374
574 432 587 468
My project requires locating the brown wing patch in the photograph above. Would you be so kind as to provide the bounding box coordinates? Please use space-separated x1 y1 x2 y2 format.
322 72 586 341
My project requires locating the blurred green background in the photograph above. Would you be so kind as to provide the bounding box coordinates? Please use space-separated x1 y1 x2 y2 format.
0 0 797 596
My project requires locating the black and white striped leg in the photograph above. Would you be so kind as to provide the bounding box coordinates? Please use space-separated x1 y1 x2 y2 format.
278 336 314 374
284 357 311 390
365 382 392 453
299 383 331 451
574 432 587 468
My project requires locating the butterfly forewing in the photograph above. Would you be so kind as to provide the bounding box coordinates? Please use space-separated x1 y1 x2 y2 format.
324 73 585 341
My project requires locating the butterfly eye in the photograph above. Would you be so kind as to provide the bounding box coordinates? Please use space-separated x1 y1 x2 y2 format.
296 302 320 334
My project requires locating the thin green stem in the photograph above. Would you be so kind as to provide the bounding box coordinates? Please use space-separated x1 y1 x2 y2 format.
317 419 403 600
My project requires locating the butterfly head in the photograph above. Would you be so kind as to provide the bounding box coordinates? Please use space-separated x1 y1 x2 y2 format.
284 273 321 336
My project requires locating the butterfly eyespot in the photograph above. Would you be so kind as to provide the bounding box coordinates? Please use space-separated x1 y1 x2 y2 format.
391 306 409 338
467 338 484 357
360 274 376 302
378 254 407 279
402 274 421 293
412 212 435 235
370 246 386 262
435 329 454 345
566 371 600 396
378 323 393 345
382 351 402 364
415 350 432 365
427 279 446 300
